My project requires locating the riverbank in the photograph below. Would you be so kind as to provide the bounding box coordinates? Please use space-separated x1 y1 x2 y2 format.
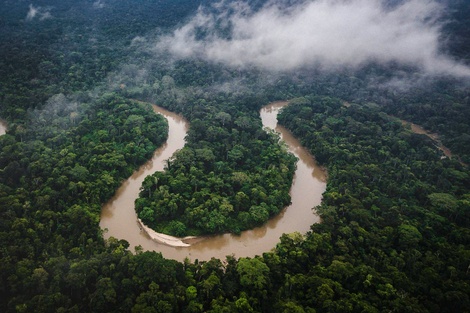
100 103 190 251
100 101 326 261
400 119 467 166
137 219 196 247
401 120 452 158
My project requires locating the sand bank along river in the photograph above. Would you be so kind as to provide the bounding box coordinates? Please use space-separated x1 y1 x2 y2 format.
100 101 326 261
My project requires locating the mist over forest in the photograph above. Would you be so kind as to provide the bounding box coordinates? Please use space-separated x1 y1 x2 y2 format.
1 0 469 312
157 0 469 75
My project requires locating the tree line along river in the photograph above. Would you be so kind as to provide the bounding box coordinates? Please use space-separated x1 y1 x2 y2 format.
100 101 327 261
1 102 455 261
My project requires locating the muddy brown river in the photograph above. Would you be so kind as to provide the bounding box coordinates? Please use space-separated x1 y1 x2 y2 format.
100 101 326 261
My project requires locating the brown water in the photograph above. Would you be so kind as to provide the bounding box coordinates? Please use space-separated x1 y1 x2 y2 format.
100 101 326 261
0 119 7 135
402 120 453 158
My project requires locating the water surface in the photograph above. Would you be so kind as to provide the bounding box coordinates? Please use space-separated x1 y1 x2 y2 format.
0 120 7 135
100 102 326 261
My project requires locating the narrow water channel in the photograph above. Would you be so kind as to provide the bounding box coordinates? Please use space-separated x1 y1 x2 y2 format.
100 101 326 261
0 119 7 135
401 120 453 158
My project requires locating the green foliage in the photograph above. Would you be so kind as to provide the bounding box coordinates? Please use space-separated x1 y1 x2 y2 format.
135 93 296 236
237 258 270 291
276 96 470 312
0 94 168 311
0 0 469 312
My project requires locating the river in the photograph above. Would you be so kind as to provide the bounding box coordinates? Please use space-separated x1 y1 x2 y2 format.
100 101 326 261
0 119 7 135
401 120 453 159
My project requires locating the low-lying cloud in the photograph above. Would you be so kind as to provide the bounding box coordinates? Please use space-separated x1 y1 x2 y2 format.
93 0 106 9
156 0 470 77
26 4 52 21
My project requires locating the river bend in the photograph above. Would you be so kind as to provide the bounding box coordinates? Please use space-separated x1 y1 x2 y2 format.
100 101 326 261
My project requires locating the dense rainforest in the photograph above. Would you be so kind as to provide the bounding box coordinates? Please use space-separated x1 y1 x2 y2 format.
1 0 469 312
135 92 297 236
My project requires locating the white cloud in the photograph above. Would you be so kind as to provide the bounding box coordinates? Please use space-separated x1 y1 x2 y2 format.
93 0 106 9
26 4 38 21
131 36 147 46
39 11 52 21
156 0 470 77
26 4 52 21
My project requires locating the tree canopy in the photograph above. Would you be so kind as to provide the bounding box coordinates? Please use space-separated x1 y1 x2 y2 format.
0 0 469 312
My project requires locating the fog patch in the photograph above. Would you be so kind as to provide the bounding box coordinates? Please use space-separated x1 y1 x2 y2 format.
26 4 52 21
131 36 147 46
93 0 106 9
156 0 470 77
30 94 81 132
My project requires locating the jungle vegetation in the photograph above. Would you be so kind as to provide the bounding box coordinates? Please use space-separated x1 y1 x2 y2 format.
0 0 469 312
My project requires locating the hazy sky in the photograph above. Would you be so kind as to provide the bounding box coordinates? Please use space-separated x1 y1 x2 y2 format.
156 0 470 77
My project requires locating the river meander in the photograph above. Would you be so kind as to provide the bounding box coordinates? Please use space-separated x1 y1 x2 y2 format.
100 101 326 261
